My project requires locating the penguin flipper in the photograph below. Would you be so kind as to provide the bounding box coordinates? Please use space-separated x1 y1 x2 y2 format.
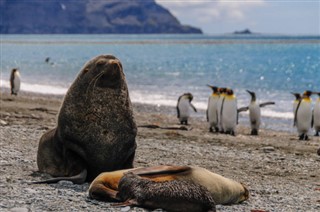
237 106 249 113
312 109 314 128
259 101 275 107
294 100 302 127
190 103 197 112
206 109 208 121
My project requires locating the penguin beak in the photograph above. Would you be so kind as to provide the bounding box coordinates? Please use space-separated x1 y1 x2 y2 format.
246 90 254 96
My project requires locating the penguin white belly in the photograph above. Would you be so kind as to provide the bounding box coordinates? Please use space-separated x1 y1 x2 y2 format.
178 99 190 121
217 97 223 130
249 103 261 130
296 102 312 134
222 99 237 132
13 72 21 94
314 101 320 130
208 96 219 127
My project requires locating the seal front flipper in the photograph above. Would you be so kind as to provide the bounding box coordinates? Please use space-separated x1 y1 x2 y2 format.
31 169 87 184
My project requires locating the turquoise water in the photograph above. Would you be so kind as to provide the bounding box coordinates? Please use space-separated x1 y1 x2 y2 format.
1 34 319 132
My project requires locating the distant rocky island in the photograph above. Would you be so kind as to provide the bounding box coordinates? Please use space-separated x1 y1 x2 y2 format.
233 29 253 35
0 0 202 34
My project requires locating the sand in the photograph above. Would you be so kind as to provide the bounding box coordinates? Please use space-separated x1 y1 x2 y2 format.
0 90 319 212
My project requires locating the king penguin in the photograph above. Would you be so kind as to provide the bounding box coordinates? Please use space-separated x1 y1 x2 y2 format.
221 88 237 136
176 93 197 125
294 90 313 140
10 68 21 95
206 85 219 132
313 92 320 136
238 90 275 135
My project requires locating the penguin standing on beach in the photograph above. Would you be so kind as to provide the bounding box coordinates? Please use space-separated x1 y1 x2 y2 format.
221 88 237 135
294 90 313 140
206 85 219 132
176 93 197 125
238 90 275 135
313 92 320 136
10 68 21 95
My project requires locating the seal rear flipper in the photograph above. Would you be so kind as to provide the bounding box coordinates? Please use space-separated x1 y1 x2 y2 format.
30 169 87 184
89 183 120 202
111 199 137 207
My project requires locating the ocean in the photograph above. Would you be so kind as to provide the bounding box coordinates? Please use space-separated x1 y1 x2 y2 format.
1 34 319 132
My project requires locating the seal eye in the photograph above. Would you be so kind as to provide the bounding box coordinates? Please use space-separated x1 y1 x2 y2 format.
96 59 107 67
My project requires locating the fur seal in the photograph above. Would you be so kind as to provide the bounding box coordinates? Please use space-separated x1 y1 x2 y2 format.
36 55 137 183
88 165 249 206
10 68 21 95
115 172 216 212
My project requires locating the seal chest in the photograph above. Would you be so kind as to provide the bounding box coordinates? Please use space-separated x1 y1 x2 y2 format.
37 55 137 182
10 68 21 95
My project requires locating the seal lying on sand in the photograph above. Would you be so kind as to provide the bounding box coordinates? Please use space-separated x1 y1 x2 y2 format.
88 165 249 207
116 172 216 212
36 55 137 183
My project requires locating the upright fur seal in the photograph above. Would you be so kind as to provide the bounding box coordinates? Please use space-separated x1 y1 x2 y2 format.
36 55 137 183
88 165 249 206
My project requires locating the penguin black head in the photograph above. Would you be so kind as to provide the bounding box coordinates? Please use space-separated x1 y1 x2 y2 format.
290 92 301 100
219 87 227 95
303 90 313 97
226 88 234 95
184 93 194 101
207 85 218 93
246 90 256 102
11 68 18 74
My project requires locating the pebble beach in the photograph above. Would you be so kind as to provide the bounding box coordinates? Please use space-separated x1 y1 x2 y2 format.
0 90 319 212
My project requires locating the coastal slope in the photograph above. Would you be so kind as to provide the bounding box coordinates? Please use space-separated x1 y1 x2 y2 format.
0 0 202 34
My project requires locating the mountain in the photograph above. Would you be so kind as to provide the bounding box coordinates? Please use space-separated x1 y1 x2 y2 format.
0 0 202 34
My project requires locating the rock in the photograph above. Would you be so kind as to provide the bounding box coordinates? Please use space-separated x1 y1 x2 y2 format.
0 119 8 126
261 146 275 153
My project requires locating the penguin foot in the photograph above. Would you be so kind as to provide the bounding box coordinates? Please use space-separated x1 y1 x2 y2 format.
299 134 309 141
214 127 219 133
209 128 213 133
314 131 319 137
251 129 258 136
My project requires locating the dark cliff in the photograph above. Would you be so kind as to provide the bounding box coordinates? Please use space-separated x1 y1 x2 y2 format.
0 0 202 34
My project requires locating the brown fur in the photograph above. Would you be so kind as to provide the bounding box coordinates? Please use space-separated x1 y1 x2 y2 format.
36 55 137 183
116 172 216 212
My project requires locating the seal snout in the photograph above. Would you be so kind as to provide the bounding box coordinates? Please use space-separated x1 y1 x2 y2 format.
95 58 122 88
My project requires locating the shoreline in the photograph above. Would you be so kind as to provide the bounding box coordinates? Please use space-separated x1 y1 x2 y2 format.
0 90 320 211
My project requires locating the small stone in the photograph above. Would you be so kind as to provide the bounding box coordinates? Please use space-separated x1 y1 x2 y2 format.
0 119 8 126
262 146 275 153
10 207 29 212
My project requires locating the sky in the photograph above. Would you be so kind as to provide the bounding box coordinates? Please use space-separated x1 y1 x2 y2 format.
155 0 320 35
